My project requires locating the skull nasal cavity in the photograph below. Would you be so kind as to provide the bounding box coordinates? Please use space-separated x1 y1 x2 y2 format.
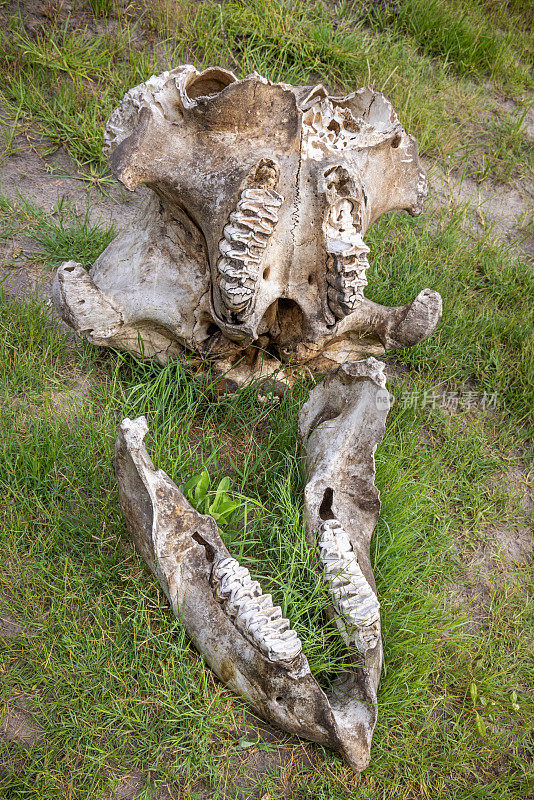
275 299 304 345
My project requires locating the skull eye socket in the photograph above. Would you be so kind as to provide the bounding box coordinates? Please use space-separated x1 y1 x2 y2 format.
183 68 236 102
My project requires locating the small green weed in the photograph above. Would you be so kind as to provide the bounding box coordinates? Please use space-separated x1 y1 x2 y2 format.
182 470 248 526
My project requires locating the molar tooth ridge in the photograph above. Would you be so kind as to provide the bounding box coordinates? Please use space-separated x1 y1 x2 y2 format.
210 556 302 663
263 629 302 661
216 188 283 323
319 520 380 650
229 212 273 237
324 193 370 319
326 246 370 318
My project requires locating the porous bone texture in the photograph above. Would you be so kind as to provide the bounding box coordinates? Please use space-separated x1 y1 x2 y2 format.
53 66 442 385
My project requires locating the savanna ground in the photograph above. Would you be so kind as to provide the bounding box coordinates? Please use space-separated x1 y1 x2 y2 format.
0 0 533 798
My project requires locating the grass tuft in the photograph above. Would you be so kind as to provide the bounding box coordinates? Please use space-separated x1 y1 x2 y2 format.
0 190 115 266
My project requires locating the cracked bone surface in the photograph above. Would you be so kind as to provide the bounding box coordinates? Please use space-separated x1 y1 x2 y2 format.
114 357 389 771
298 357 390 710
53 65 442 385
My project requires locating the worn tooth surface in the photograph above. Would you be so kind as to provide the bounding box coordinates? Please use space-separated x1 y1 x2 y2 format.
228 214 272 238
211 555 302 662
319 519 380 646
224 583 262 617
322 173 371 319
218 565 252 592
216 187 283 322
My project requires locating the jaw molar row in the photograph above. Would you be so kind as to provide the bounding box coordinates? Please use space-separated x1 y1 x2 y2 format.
325 202 371 319
211 555 302 662
319 519 380 652
217 187 283 323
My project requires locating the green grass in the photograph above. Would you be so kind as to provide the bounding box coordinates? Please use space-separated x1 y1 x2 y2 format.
366 204 534 428
0 0 533 796
0 292 78 397
0 191 115 267
1 188 532 796
367 0 533 87
0 308 531 798
0 17 159 168
466 105 534 183
0 0 531 180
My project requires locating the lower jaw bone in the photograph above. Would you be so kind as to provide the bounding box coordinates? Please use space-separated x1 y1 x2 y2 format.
114 357 389 771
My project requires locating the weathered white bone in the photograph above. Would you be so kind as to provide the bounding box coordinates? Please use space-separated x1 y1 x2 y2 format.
46 63 445 773
115 380 390 772
52 66 442 384
211 555 302 662
302 95 404 159
298 357 390 746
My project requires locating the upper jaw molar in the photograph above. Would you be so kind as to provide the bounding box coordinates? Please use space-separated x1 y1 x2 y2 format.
324 186 371 320
215 159 283 325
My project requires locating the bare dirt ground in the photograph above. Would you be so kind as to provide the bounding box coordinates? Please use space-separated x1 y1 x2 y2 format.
428 159 534 256
0 114 146 304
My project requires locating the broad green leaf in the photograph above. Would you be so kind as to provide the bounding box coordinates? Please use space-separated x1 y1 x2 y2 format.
215 476 230 495
182 472 203 497
194 469 209 503
214 499 241 520
238 736 257 749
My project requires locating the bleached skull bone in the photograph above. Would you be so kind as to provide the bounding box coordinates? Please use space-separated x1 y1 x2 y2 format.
52 65 442 382
299 357 390 686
